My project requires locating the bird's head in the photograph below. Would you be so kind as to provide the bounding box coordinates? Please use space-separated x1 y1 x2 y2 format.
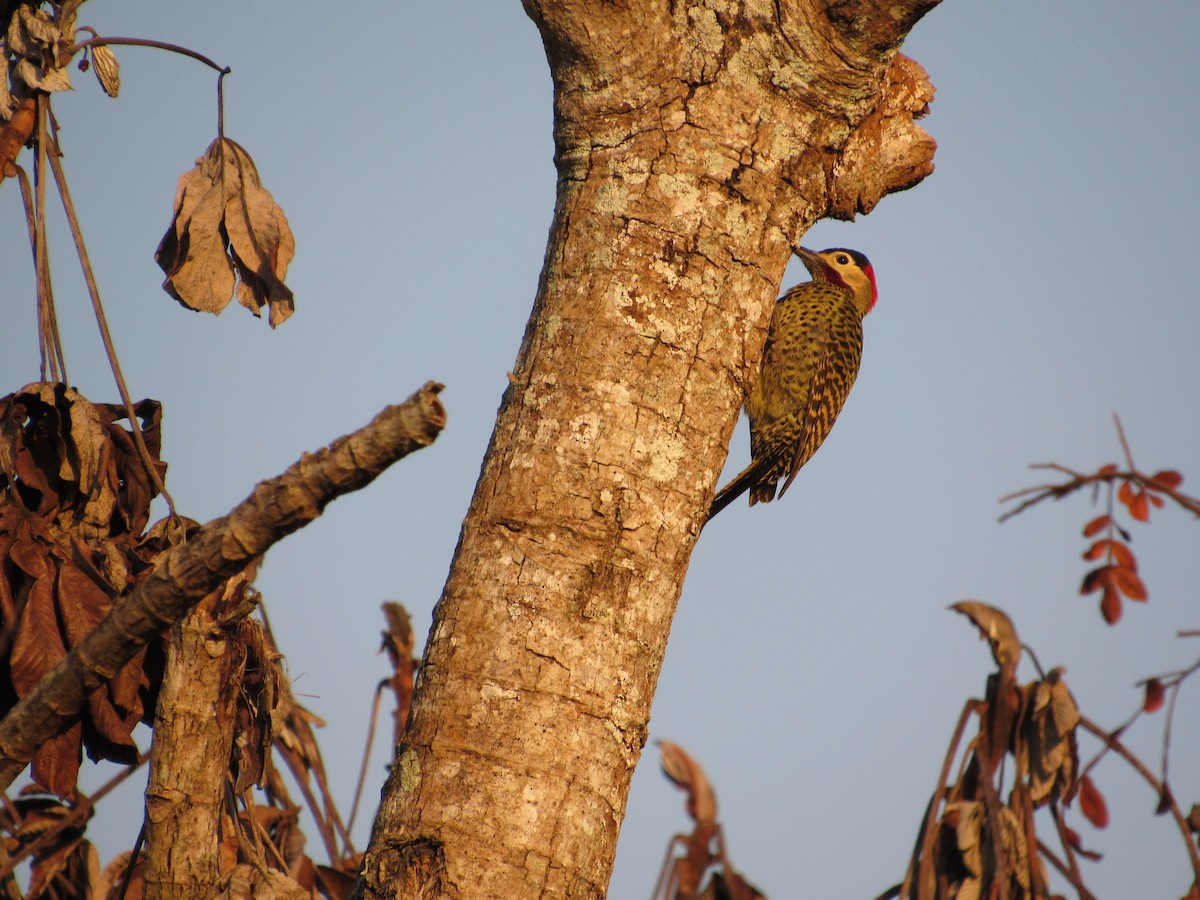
796 246 878 316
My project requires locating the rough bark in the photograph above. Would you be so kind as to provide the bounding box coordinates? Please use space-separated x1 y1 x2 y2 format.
357 2 937 897
142 600 242 899
0 382 446 790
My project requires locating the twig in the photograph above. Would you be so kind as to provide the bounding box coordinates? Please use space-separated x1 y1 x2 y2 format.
348 680 386 836
999 465 1200 523
1036 835 1097 900
1114 414 1135 471
33 95 65 383
275 741 339 865
1048 804 1092 900
43 130 176 515
71 35 229 75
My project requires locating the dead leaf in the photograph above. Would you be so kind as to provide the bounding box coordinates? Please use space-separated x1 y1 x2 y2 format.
1 385 170 796
91 45 120 97
0 97 37 182
1022 672 1080 806
950 601 1021 669
156 138 295 327
658 740 718 825
1082 514 1111 538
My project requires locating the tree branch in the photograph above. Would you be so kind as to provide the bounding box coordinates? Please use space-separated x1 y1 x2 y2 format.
0 381 446 791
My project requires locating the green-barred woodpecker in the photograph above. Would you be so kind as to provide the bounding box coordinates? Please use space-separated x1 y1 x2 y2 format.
708 246 878 522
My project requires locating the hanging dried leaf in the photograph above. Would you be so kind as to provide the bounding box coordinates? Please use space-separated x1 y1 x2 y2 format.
1021 671 1080 806
658 740 718 825
8 7 72 94
16 789 100 897
1078 774 1109 829
156 138 295 327
91 45 120 97
231 614 287 793
941 802 1031 896
0 384 173 796
1082 514 1112 538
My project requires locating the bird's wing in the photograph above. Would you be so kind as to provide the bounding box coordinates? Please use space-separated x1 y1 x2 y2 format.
776 315 863 499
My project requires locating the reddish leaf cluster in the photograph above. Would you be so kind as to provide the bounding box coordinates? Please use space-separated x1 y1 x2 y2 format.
1079 513 1146 625
1120 470 1182 522
156 138 295 327
1074 468 1184 624
0 384 179 797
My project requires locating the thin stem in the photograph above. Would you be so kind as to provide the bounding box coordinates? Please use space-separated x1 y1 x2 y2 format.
117 823 146 900
33 96 61 382
1114 414 1135 471
42 134 177 516
348 681 386 835
1049 804 1091 899
218 69 228 141
276 742 340 865
71 35 229 75
901 700 979 899
1037 835 1097 900
1079 716 1200 882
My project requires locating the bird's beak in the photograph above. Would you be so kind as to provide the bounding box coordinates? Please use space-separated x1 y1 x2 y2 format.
794 246 825 278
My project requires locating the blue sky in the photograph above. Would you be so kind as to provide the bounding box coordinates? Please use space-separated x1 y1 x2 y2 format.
3 2 1199 896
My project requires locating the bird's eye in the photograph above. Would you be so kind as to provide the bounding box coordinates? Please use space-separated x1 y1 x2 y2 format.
835 253 850 265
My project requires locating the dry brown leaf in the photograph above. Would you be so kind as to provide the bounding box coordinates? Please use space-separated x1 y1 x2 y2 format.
1 385 171 796
1022 671 1080 807
91 45 120 97
658 740 718 825
950 601 1021 669
156 138 295 327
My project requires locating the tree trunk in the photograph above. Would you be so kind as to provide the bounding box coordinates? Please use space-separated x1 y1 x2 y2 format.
143 599 241 898
356 2 938 896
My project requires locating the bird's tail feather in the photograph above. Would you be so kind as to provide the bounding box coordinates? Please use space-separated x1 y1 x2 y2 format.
706 459 770 524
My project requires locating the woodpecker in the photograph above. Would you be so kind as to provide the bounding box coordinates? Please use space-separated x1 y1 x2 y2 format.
707 246 878 521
